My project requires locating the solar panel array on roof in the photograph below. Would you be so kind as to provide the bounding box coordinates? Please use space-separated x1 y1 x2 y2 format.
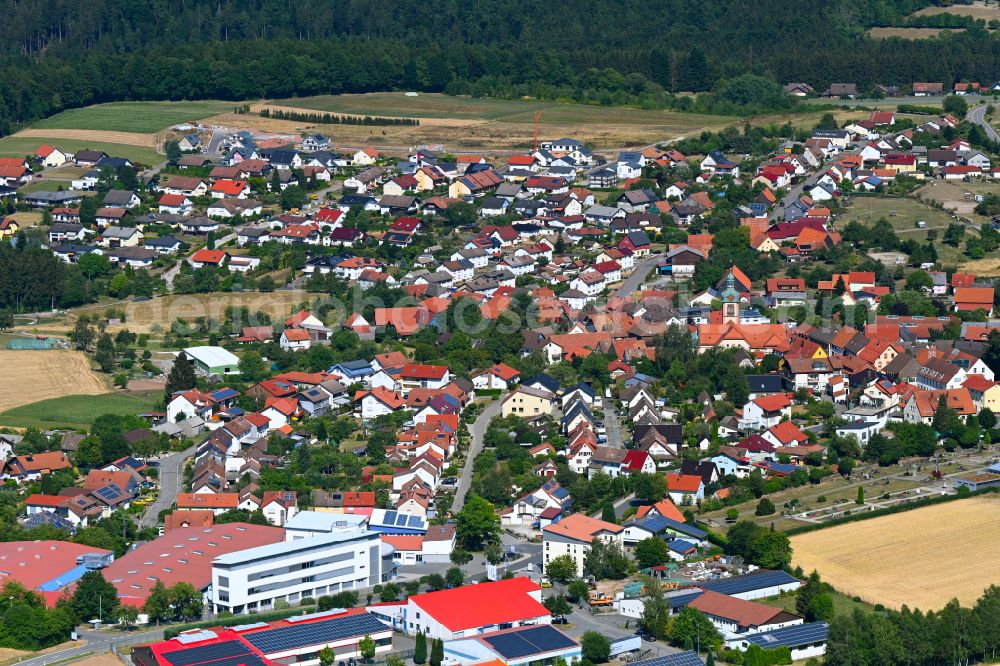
211 388 239 401
480 626 578 659
636 514 670 533
23 512 75 532
94 485 124 502
700 570 800 596
242 613 387 654
667 590 703 610
659 517 708 540
744 622 829 649
632 652 704 666
373 510 425 530
206 656 269 666
163 640 250 666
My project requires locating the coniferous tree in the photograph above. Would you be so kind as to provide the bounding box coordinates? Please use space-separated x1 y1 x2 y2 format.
165 352 197 402
413 632 427 664
429 638 444 666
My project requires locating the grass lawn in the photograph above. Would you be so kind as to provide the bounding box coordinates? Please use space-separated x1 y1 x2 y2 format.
7 211 42 227
0 393 158 429
31 101 236 133
759 589 873 617
838 195 973 265
0 135 161 166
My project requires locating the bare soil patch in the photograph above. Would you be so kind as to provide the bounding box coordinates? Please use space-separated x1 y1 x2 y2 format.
868 26 964 39
13 128 157 148
914 1 1000 21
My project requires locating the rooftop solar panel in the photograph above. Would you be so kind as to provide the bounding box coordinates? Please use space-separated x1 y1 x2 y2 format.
483 633 538 659
518 625 577 652
163 640 251 666
209 656 269 666
242 613 387 655
632 652 704 666
407 515 423 527
383 510 397 524
667 591 703 609
744 622 829 649
481 626 577 659
700 570 800 596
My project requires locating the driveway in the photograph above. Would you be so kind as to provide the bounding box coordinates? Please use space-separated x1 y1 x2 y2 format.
140 445 196 528
452 398 504 513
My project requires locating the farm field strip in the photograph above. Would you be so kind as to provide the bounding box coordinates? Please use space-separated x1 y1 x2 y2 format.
790 497 1000 610
30 101 235 133
0 350 109 412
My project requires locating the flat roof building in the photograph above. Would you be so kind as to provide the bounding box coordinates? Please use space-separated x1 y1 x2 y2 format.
132 608 393 666
212 529 390 614
443 625 581 666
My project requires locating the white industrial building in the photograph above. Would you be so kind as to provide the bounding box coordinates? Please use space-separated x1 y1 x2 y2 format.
368 577 551 640
698 569 803 601
726 622 829 661
211 529 391 614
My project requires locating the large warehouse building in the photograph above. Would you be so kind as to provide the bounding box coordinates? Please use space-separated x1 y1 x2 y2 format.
211 529 390 614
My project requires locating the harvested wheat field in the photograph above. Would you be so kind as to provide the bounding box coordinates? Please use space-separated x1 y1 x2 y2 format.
0 349 109 412
791 497 1000 610
14 128 157 147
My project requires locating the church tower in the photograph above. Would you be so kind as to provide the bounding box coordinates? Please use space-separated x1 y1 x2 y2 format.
722 272 740 325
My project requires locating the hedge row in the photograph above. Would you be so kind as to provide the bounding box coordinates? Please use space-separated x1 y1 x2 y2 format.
163 603 316 639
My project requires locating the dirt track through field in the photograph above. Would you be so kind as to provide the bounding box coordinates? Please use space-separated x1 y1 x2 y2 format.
791 497 1000 610
0 349 109 411
13 128 157 147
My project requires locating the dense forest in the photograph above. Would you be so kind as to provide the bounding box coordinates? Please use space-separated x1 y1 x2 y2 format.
0 0 997 133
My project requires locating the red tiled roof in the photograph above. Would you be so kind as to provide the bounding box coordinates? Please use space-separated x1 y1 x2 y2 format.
665 473 703 493
542 513 623 543
191 249 227 264
408 577 549 632
753 393 792 412
688 590 787 628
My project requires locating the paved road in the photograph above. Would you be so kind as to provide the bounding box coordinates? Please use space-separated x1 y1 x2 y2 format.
140 445 196 528
968 105 1000 143
452 398 504 513
206 129 228 156
16 628 165 666
613 256 661 299
604 396 624 449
